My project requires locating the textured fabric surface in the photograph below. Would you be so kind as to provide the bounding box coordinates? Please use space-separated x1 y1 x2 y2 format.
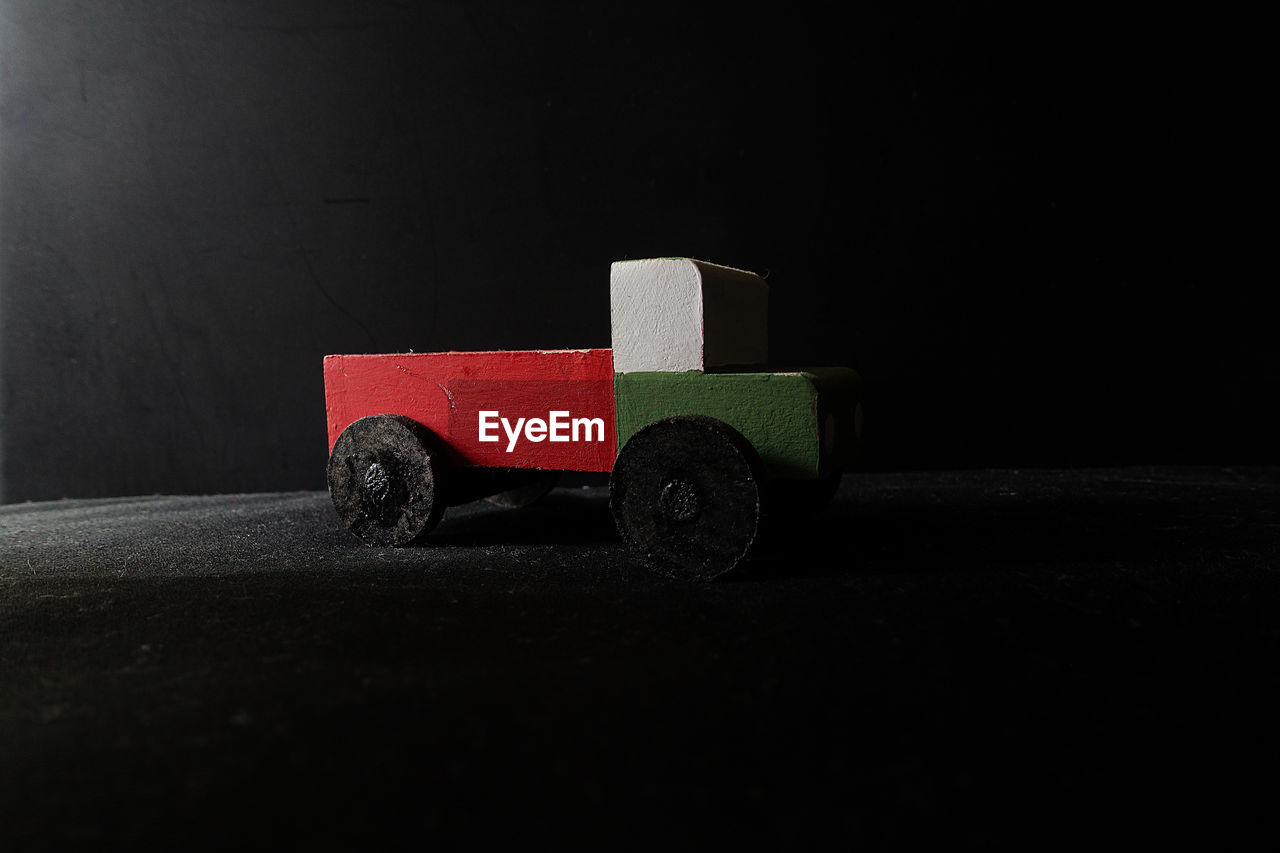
2 468 1277 847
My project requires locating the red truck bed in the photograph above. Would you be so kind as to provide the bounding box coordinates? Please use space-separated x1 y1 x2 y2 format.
324 349 617 472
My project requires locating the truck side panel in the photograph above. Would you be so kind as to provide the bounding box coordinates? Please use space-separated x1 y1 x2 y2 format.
614 369 861 480
325 349 617 472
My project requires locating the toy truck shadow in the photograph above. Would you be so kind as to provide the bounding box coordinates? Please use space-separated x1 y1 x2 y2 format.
324 259 862 581
420 480 849 554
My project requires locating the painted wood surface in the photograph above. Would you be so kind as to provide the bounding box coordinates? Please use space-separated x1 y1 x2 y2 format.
699 262 769 371
609 258 768 374
325 349 617 472
614 368 861 480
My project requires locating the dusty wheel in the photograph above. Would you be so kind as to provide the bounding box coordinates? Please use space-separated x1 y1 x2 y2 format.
327 415 446 546
610 415 765 581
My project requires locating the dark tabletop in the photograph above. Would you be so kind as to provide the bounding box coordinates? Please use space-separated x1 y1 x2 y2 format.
2 467 1277 849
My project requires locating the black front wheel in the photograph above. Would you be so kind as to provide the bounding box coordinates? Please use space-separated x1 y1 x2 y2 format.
610 415 765 581
327 414 446 546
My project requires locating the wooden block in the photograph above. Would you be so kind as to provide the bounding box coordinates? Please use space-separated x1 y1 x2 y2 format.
700 262 769 371
609 258 768 374
324 349 617 472
614 367 861 480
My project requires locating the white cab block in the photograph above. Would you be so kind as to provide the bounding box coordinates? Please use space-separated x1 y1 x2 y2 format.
610 258 768 374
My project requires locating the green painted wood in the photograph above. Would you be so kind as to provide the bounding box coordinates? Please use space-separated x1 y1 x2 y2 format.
614 369 861 480
806 366 863 474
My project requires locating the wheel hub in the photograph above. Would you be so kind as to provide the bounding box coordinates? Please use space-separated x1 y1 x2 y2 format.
364 461 392 504
659 478 701 522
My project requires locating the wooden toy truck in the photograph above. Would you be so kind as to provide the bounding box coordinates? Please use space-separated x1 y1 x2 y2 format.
324 258 862 580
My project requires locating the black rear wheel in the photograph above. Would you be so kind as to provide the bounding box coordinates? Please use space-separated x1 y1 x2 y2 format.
610 415 765 581
327 414 446 546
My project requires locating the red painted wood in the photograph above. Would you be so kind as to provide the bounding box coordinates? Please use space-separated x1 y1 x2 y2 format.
324 349 617 472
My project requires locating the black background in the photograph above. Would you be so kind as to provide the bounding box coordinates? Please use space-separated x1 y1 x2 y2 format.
1 1 1274 502
3 6 1278 847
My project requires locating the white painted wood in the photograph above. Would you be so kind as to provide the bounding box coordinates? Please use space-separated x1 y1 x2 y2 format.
610 259 704 373
700 262 768 370
610 258 768 374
